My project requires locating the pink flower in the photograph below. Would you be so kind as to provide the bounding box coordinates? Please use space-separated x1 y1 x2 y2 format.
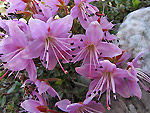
55 99 106 113
33 2 53 22
41 0 70 15
71 0 99 29
70 21 122 78
21 91 59 113
76 60 133 110
127 50 150 93
35 79 61 100
0 20 37 81
6 0 53 21
23 15 73 73
98 16 117 41
5 0 27 15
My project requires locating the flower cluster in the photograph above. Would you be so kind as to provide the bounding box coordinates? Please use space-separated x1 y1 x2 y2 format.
0 0 150 113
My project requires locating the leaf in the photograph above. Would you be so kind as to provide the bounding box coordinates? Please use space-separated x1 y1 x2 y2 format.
132 0 140 8
7 83 16 94
55 79 62 85
1 96 6 107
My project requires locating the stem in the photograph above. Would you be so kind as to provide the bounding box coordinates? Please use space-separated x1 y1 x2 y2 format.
64 5 68 15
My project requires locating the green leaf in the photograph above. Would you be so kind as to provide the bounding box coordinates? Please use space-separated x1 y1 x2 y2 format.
7 83 16 94
55 79 62 85
132 0 140 8
1 96 6 107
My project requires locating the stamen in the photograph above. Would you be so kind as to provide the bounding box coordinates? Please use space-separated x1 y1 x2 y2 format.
88 51 92 79
70 43 74 45
46 40 50 69
51 44 67 74
106 77 111 110
72 46 87 63
111 76 117 100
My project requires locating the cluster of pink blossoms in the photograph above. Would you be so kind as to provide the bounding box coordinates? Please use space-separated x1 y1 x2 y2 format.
0 0 150 113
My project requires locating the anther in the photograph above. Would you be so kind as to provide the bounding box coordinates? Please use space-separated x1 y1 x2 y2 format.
80 39 83 42
86 6 88 8
100 52 102 55
2 62 7 64
41 60 43 62
98 90 101 94
44 61 47 64
95 69 97 71
88 94 91 97
78 46 80 49
71 48 75 51
39 9 42 12
84 18 87 21
72 55 76 58
93 91 96 94
69 34 73 38
46 50 49 52
99 66 103 68
70 43 74 45
113 93 116 95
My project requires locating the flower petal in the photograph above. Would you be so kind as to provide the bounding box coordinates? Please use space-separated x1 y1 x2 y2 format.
67 103 83 111
48 15 73 38
22 39 44 59
86 21 103 43
21 99 41 113
86 101 106 113
26 60 37 82
55 99 71 112
97 42 122 57
115 78 131 98
29 18 47 40
8 21 28 47
4 51 29 71
70 6 79 19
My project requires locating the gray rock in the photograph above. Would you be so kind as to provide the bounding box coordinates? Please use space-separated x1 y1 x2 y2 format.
117 7 150 72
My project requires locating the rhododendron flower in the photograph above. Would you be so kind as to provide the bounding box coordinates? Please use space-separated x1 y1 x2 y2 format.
6 0 40 14
127 50 150 93
6 0 53 22
71 0 99 29
42 0 70 15
23 15 73 73
70 21 122 78
35 79 61 100
55 99 106 113
76 60 135 110
33 2 53 22
21 91 59 113
97 16 117 41
0 20 37 81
